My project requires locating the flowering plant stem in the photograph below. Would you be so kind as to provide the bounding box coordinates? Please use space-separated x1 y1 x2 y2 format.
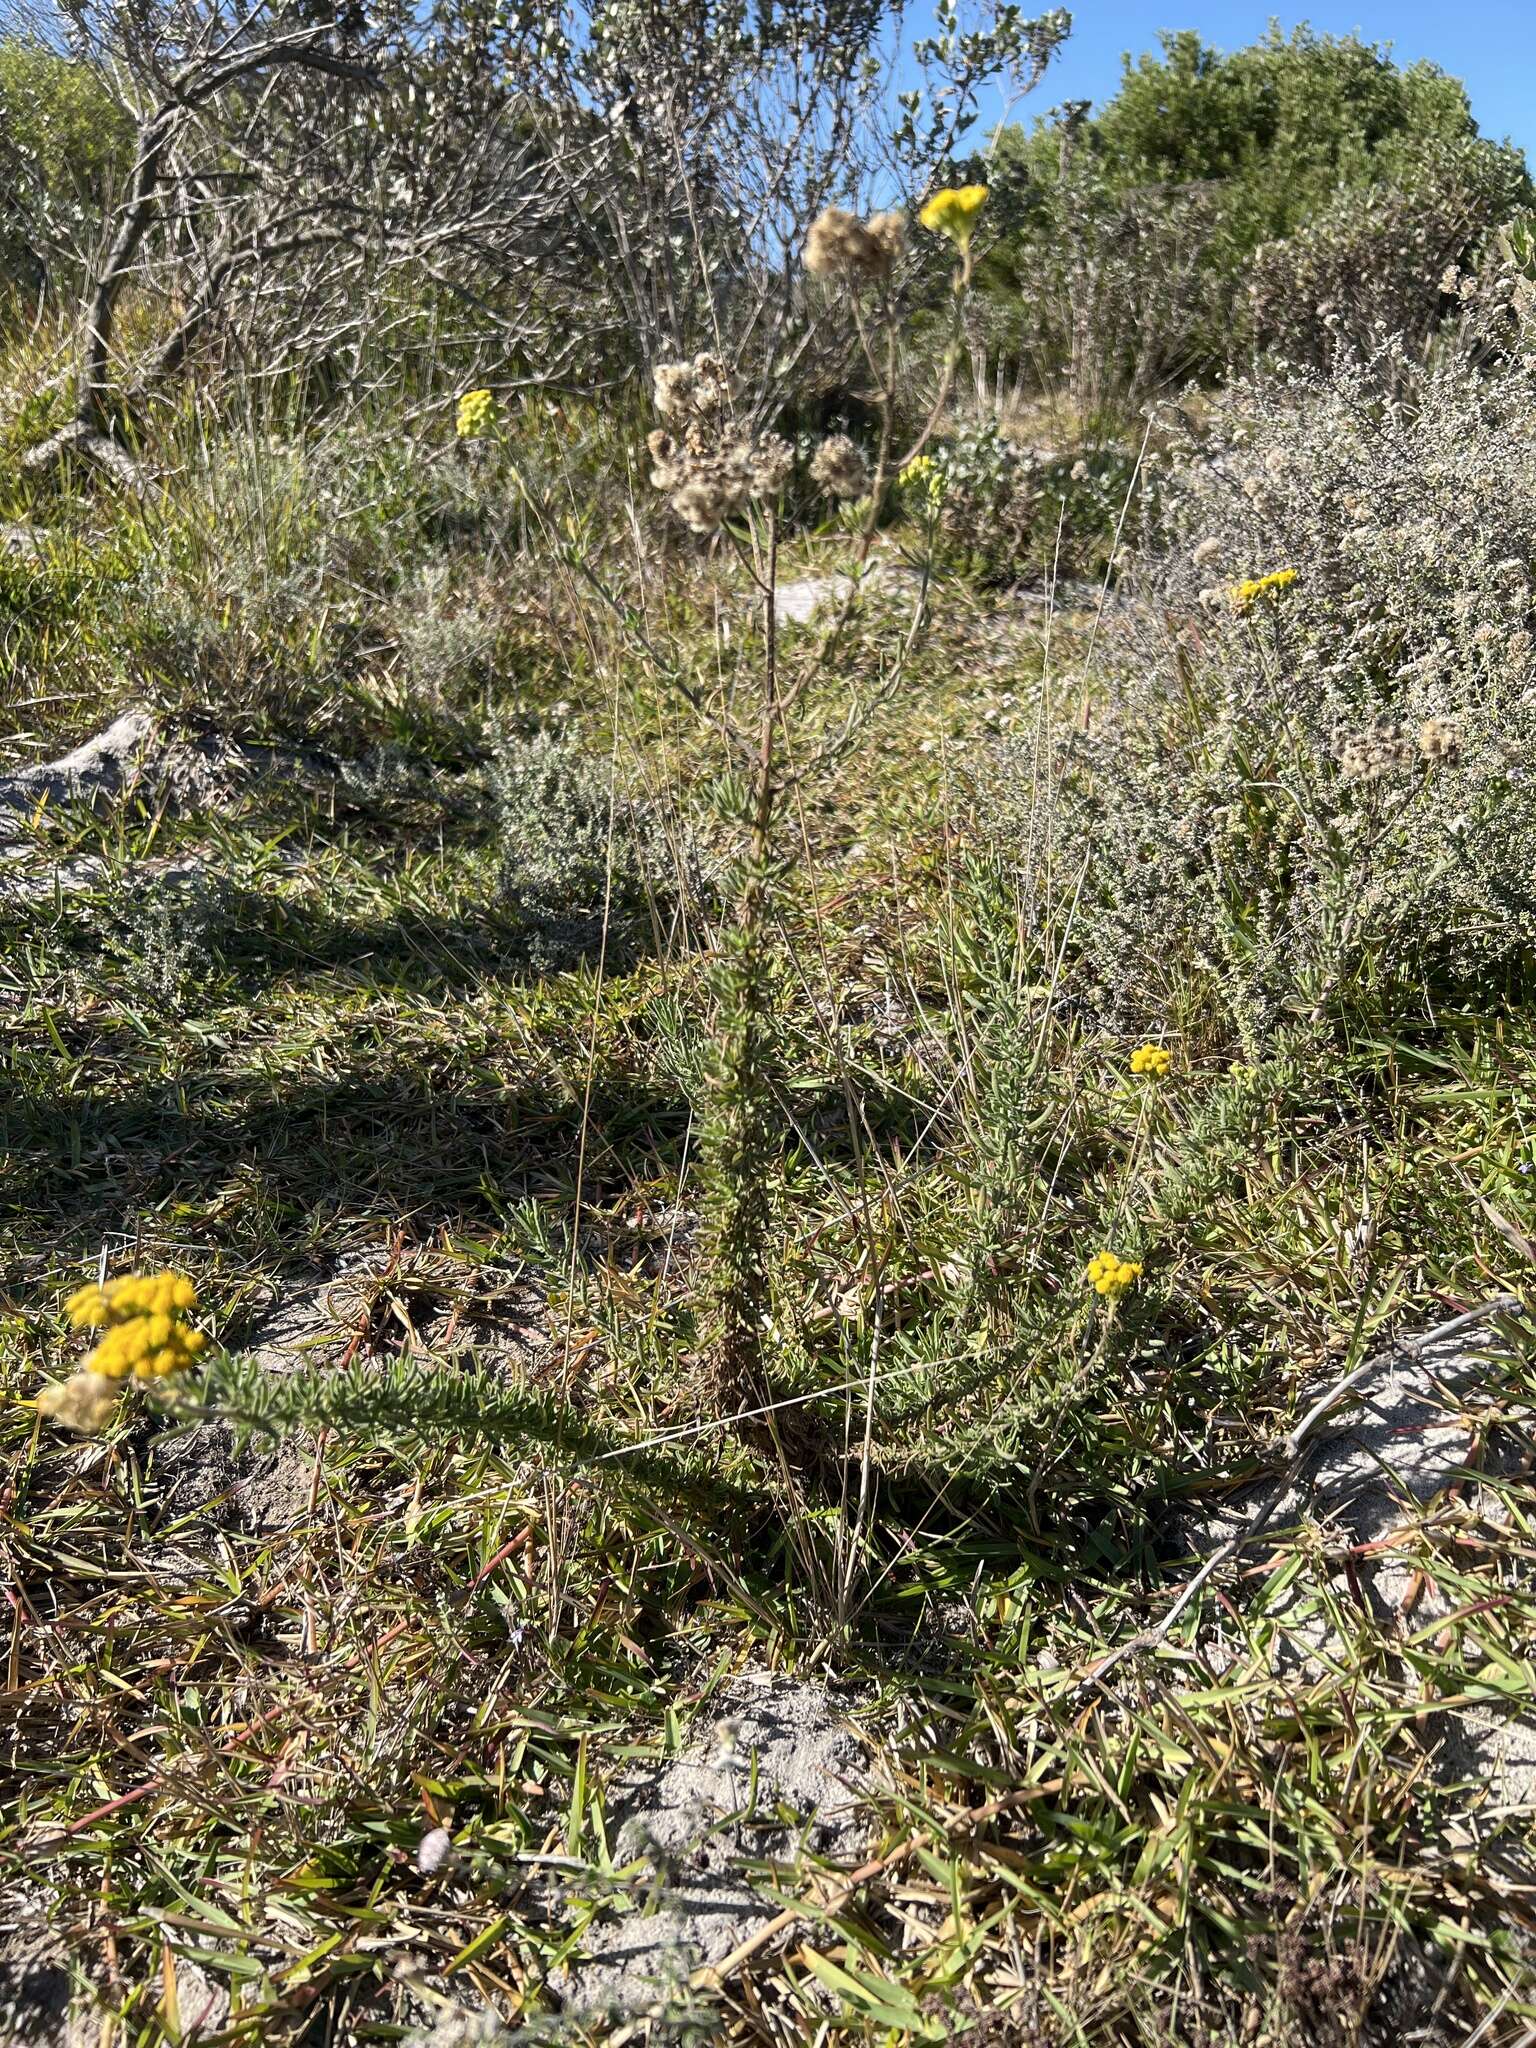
702 242 978 1419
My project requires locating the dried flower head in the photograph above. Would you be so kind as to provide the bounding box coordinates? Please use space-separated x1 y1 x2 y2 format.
36 1369 121 1434
1337 722 1417 783
652 362 700 419
646 428 684 491
671 478 734 534
805 205 900 284
747 433 794 497
1418 716 1460 764
810 434 868 500
646 359 785 532
866 210 907 270
652 353 734 424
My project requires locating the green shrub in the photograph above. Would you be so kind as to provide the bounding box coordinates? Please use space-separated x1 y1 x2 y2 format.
982 26 1531 405
0 41 133 304
899 419 1136 585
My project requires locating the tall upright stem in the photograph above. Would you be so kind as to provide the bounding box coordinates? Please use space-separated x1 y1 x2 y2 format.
707 505 781 1413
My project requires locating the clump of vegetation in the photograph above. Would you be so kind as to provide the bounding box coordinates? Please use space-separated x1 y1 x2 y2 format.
1008 315 1536 1035
489 725 684 970
6 2 1536 2043
983 24 1531 415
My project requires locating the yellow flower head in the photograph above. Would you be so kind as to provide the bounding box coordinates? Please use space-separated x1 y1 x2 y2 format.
456 388 496 440
1129 1043 1172 1078
1086 1250 1142 1299
82 1317 206 1381
1229 566 1296 614
898 453 944 514
60 1269 208 1396
918 184 988 248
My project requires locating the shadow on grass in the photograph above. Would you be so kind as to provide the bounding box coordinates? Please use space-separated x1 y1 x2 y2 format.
213 884 681 998
4 1053 692 1251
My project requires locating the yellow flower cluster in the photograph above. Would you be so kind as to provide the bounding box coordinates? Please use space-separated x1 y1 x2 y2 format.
918 184 988 247
1129 1042 1172 1077
40 1271 208 1434
67 1271 198 1328
455 388 496 440
67 1270 206 1379
84 1314 207 1380
1229 566 1297 613
898 453 944 514
1086 1250 1142 1298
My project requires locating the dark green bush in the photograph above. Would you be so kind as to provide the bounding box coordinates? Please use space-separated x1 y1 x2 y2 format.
981 26 1531 407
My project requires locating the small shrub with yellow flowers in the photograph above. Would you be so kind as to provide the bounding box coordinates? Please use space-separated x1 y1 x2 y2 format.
1085 1251 1142 1299
36 1272 208 1433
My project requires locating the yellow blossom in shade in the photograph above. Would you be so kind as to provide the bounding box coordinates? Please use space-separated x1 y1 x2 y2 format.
918 183 988 247
898 453 944 515
36 1370 122 1434
1086 1250 1143 1299
1129 1043 1172 1077
1229 566 1297 613
455 388 496 440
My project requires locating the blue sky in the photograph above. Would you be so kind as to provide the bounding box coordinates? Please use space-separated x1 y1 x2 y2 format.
984 3 1533 161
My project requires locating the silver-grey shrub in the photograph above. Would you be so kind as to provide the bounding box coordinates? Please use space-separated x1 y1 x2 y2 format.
1246 145 1524 373
489 729 684 972
1004 338 1536 1035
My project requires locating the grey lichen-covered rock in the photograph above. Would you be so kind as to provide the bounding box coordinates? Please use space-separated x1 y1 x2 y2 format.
773 572 864 626
0 709 156 837
242 1250 548 1377
558 1673 873 2026
0 708 352 847
1193 1319 1529 1554
403 2008 516 2046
